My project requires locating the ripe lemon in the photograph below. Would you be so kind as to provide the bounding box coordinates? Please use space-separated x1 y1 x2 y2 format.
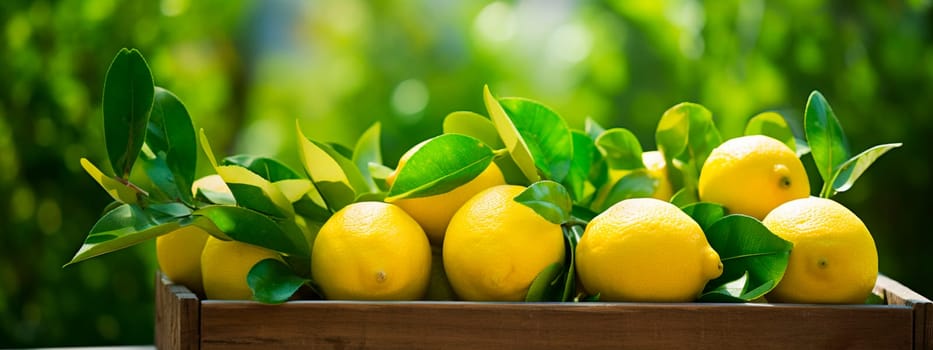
762 197 878 304
156 175 230 293
576 198 722 302
591 151 673 210
443 185 565 301
387 142 505 245
156 226 209 293
200 236 282 300
311 201 431 300
698 135 809 219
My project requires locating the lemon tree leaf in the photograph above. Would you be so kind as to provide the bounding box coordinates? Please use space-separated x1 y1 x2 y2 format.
223 155 302 182
564 131 597 202
248 258 309 304
744 111 795 152
216 165 294 219
524 262 564 302
656 102 721 191
561 225 584 301
386 134 494 200
699 272 753 302
584 117 606 141
352 122 383 192
296 122 369 211
144 87 197 203
499 97 574 183
513 181 572 225
595 128 644 170
701 215 792 302
484 85 539 183
195 205 309 257
804 91 851 197
103 48 155 178
367 162 394 192
830 143 902 195
80 158 140 204
442 111 505 149
669 187 699 208
66 203 193 266
595 171 656 212
680 202 726 231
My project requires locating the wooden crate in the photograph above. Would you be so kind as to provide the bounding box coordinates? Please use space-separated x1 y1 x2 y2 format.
155 272 932 349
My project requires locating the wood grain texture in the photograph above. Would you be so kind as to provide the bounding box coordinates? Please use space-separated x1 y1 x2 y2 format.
875 275 933 349
199 301 912 350
155 272 200 350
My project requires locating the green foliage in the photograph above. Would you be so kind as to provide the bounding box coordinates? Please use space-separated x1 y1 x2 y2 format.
103 49 155 179
247 259 310 304
385 134 495 200
513 181 572 225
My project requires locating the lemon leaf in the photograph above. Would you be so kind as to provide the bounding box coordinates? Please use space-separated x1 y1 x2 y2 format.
217 165 295 219
564 131 598 202
386 134 494 200
680 202 726 231
513 181 572 225
352 122 383 192
595 128 644 170
80 158 140 204
367 162 394 192
499 97 574 183
830 143 902 195
524 262 564 302
804 91 851 197
194 205 309 257
443 111 505 149
484 85 539 183
584 117 606 142
744 111 796 152
669 187 699 208
223 155 302 182
656 102 721 191
561 225 584 301
594 171 656 213
701 215 792 302
65 203 193 266
144 87 197 204
103 48 155 178
296 121 369 211
248 258 310 304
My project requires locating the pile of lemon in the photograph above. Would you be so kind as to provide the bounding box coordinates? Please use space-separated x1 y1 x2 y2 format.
155 97 888 306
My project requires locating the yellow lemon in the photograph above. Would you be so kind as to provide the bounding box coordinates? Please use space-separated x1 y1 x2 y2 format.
699 135 809 219
200 236 282 300
387 142 506 245
443 185 565 301
762 197 878 304
591 151 673 210
311 201 431 300
576 198 722 302
156 226 209 293
156 175 230 293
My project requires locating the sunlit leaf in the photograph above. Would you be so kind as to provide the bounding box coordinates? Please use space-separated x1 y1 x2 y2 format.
595 128 644 170
564 131 597 202
656 102 721 191
804 91 851 197
595 171 656 212
443 111 504 149
223 155 302 182
524 262 563 302
386 134 494 200
484 85 539 183
296 121 369 211
584 117 606 141
669 187 699 208
830 143 902 195
66 203 192 266
103 48 155 178
352 122 383 192
499 97 574 183
80 158 140 204
744 112 795 152
195 205 309 257
145 87 197 203
513 181 572 225
680 202 726 231
701 215 791 302
248 258 309 304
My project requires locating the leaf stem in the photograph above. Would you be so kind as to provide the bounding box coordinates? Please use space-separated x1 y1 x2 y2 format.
493 148 510 158
115 176 150 197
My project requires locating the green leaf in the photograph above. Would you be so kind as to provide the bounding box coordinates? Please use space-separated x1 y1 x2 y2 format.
223 155 302 182
669 187 699 208
804 91 851 197
595 128 644 170
66 203 192 266
484 85 539 183
701 215 792 302
513 181 572 225
656 102 722 190
80 158 140 204
195 205 309 257
352 122 383 192
296 121 369 211
248 258 309 304
368 162 394 192
744 112 795 152
584 117 606 141
386 134 494 200
680 202 726 231
830 143 902 195
595 171 656 212
144 87 197 203
103 48 155 178
442 111 505 149
564 131 597 202
561 225 584 301
524 262 564 302
139 145 181 202
499 97 574 183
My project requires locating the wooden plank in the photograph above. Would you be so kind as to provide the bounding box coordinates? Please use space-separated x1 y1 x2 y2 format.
155 272 200 350
875 275 933 349
199 301 912 350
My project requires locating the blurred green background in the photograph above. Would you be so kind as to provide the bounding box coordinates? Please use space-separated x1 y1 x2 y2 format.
1 0 931 346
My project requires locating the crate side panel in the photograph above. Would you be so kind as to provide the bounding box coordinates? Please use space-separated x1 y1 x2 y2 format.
199 302 912 350
155 273 200 350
